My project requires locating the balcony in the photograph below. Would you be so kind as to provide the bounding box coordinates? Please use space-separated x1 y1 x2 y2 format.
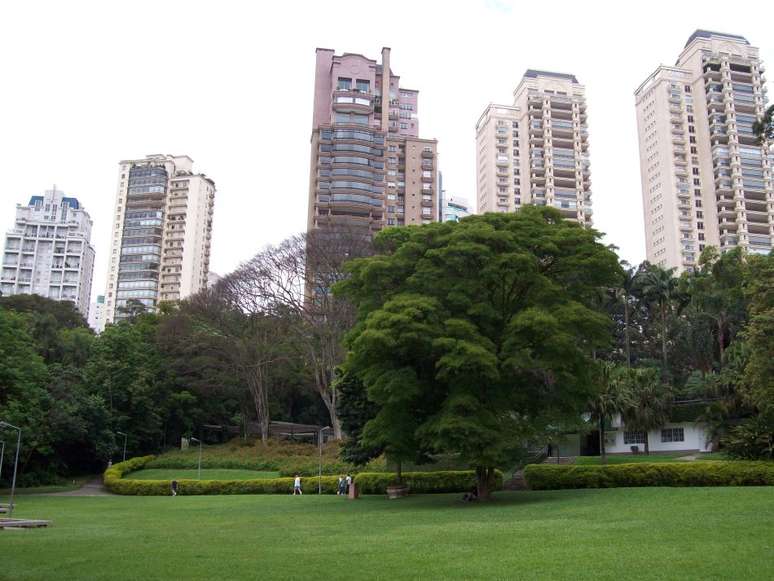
421 149 433 159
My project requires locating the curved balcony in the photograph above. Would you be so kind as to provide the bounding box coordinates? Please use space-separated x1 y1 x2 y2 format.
332 90 373 114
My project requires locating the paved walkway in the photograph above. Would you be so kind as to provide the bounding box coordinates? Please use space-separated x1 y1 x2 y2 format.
45 478 112 496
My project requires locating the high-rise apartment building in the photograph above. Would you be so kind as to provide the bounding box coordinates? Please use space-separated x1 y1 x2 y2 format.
476 71 592 225
88 294 105 333
307 47 439 235
1 188 95 316
104 154 215 324
635 30 772 272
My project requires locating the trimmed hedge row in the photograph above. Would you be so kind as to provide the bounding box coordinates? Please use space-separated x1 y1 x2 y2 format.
144 455 363 477
355 470 503 495
524 461 774 490
104 457 496 496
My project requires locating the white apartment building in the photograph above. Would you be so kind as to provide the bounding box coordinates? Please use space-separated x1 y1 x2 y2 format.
1 188 95 317
88 294 105 333
476 70 592 225
441 195 472 222
635 30 773 272
104 154 215 324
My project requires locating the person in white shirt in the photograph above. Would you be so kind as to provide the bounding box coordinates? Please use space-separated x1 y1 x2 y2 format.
293 474 302 495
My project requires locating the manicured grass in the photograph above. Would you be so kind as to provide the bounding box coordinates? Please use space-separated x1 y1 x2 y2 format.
3 488 773 580
126 468 280 481
575 452 719 465
1 476 94 496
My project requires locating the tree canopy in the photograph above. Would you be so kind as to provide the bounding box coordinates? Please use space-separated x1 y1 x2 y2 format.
336 207 622 497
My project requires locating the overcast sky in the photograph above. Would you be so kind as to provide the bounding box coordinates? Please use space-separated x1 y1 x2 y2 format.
1 0 771 303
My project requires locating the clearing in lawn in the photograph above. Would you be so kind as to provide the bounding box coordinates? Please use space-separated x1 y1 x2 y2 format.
2 487 773 580
125 468 280 481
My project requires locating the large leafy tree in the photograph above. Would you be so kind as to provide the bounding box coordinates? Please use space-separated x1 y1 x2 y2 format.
587 363 632 463
337 208 621 498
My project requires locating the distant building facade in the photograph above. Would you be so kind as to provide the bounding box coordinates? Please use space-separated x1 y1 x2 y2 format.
442 196 471 222
88 294 105 333
635 30 773 272
307 47 439 236
104 154 215 324
476 70 592 225
1 188 95 316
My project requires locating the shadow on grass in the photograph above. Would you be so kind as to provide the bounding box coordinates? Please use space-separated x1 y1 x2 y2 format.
355 489 595 513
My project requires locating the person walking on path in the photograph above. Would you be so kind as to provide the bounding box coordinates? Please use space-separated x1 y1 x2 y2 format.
293 474 303 495
171 480 178 497
345 474 352 494
337 476 346 495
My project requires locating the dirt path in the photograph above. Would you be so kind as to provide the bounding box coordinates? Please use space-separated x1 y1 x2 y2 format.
44 478 112 496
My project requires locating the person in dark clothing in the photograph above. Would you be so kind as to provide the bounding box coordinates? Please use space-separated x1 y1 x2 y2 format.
462 486 478 502
171 480 179 497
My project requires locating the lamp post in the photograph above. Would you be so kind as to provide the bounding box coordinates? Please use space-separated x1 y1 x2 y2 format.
0 421 22 518
190 437 202 480
116 431 128 462
318 426 332 495
0 440 5 488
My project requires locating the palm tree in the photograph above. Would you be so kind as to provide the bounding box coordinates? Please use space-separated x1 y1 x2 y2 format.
621 368 672 455
637 266 679 370
616 263 638 368
588 363 633 464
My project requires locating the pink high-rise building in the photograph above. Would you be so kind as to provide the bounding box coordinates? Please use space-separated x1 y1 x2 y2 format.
307 48 439 235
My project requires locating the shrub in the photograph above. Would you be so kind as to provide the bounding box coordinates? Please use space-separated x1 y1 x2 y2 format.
723 416 774 460
524 461 774 490
354 470 503 495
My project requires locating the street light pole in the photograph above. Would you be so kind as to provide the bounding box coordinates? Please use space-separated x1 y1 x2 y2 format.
116 431 128 462
318 427 332 495
0 440 5 487
0 421 22 519
190 437 202 480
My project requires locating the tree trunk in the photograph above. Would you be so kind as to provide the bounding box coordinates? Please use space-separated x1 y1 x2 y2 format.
396 460 402 485
246 366 270 444
644 432 650 456
661 303 668 369
318 388 342 440
717 317 725 367
475 466 495 501
599 417 607 465
624 298 631 368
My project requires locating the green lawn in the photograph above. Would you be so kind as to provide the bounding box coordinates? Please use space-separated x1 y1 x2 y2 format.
575 452 721 465
3 488 773 580
125 468 280 481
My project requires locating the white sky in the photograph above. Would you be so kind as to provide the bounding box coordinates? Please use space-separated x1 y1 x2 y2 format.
1 0 771 303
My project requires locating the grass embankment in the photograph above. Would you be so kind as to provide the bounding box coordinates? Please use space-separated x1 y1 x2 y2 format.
575 452 725 465
4 488 773 580
126 469 280 481
145 438 385 476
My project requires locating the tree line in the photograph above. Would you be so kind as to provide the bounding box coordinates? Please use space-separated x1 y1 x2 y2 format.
1 208 772 488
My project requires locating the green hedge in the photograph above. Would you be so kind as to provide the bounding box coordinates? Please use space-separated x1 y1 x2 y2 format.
144 455 354 477
354 470 503 495
524 461 774 490
105 457 499 496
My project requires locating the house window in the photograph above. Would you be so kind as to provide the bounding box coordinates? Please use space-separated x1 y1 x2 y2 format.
624 431 647 445
661 427 684 443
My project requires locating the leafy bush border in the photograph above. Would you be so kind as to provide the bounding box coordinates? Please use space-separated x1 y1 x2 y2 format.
104 457 495 496
524 461 774 490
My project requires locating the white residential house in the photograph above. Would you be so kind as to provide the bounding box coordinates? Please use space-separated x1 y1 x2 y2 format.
604 414 712 454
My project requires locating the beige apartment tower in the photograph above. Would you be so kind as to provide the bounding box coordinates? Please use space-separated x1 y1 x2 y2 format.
476 70 592 224
104 154 215 324
635 30 773 272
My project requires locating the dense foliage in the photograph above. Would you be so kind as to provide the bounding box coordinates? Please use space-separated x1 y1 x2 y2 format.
336 208 622 497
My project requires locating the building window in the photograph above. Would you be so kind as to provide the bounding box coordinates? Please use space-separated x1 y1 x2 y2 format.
337 77 352 90
355 79 370 93
661 427 684 443
624 431 647 445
